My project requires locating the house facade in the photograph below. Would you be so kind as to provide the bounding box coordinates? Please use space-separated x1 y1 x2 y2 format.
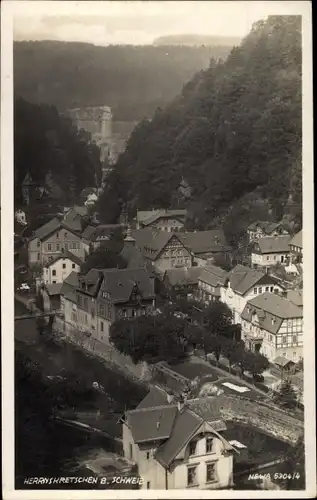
220 265 283 324
132 229 192 274
163 267 202 300
122 387 235 490
63 267 156 343
241 292 303 363
178 230 231 267
28 218 86 267
289 230 303 265
42 251 83 285
251 235 291 269
247 221 289 243
196 265 228 305
135 209 187 232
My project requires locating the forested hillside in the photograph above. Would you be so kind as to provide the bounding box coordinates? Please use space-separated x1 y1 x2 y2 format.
15 98 101 204
98 16 302 239
14 41 234 121
153 34 241 47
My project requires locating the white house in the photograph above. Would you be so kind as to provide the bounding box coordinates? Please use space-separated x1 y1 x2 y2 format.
289 230 303 265
247 221 289 243
251 235 291 269
122 386 236 490
85 192 98 207
135 209 187 232
241 292 303 363
42 251 83 284
220 265 283 324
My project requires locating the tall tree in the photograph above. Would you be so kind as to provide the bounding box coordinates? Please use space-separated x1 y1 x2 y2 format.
273 379 298 409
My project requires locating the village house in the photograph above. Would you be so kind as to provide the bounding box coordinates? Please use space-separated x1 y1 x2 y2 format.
289 230 303 265
81 224 126 253
241 292 303 363
163 266 203 300
42 250 83 285
132 229 193 274
41 282 64 313
122 386 236 490
63 267 156 342
135 209 187 232
196 265 228 306
28 217 87 267
220 265 283 324
178 230 231 267
251 235 291 269
247 221 289 243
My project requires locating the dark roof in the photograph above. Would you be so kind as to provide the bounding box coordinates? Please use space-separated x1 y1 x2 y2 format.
81 224 98 241
273 356 295 368
84 224 124 243
164 266 202 287
247 221 280 233
119 244 147 269
98 267 156 303
290 230 302 249
43 250 83 268
255 235 291 254
132 229 188 261
198 265 228 288
155 407 203 467
45 283 63 296
62 209 84 232
136 386 169 410
126 405 178 444
31 217 61 241
286 289 303 307
60 271 79 298
80 187 97 199
228 265 266 295
187 397 226 430
178 230 230 255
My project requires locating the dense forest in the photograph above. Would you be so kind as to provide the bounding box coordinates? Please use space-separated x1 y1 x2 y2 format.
153 34 241 46
98 16 302 241
14 41 235 120
14 98 101 205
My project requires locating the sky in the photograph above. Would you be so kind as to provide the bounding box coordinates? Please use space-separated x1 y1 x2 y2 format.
12 1 303 46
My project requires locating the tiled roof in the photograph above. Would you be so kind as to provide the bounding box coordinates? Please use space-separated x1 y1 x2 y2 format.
43 250 83 268
290 230 302 249
155 407 203 467
46 283 64 296
31 217 61 241
178 230 229 255
132 229 187 260
136 386 169 409
273 356 295 367
99 267 156 303
286 289 303 307
228 265 266 295
256 235 291 254
126 405 178 444
136 209 187 226
119 244 146 269
60 271 80 299
198 265 228 287
164 267 202 287
187 397 226 430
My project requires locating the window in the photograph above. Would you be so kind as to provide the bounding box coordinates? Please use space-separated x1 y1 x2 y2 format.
48 244 52 251
56 232 59 238
62 263 66 269
206 437 213 453
131 309 136 318
64 232 68 239
71 312 77 322
189 440 197 456
146 451 150 460
100 321 104 332
129 444 133 460
270 334 273 342
187 466 197 486
56 244 60 251
265 287 269 292
293 352 297 359
293 335 297 344
206 462 217 483
122 309 127 318
147 482 150 489
52 270 56 276
253 287 257 294
274 255 277 260
258 287 262 294
100 305 105 317
52 280 56 284
37 240 40 248
85 314 88 325
270 286 274 292
37 253 40 261
72 263 75 269
282 336 287 344
266 256 269 260
65 243 68 250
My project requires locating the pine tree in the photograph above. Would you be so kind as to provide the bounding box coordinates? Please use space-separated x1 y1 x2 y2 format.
274 379 298 409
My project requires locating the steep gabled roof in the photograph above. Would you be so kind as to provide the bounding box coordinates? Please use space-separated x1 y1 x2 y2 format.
98 267 156 303
43 250 83 268
136 386 169 410
132 229 188 261
126 405 178 444
290 230 302 249
31 217 61 241
178 230 230 255
198 265 228 287
255 235 291 254
119 244 147 270
136 209 187 226
228 265 266 295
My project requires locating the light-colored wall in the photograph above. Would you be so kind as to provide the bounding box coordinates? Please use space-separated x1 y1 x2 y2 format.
252 252 289 267
43 258 80 284
221 282 283 324
28 228 86 266
154 239 192 273
153 218 184 232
